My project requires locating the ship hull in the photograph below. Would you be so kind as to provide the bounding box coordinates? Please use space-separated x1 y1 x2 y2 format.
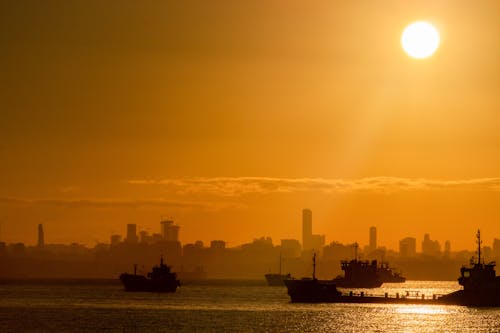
438 289 500 307
120 273 179 293
332 277 383 289
284 279 341 303
265 274 290 286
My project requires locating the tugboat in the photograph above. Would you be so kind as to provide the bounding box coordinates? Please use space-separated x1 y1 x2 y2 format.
332 243 383 288
265 253 292 286
438 230 500 307
119 256 180 292
284 253 341 302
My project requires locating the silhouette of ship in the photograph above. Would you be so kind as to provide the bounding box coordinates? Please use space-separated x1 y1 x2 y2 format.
285 231 499 307
120 256 180 292
332 244 405 287
377 262 406 283
331 243 387 288
332 258 383 288
284 253 341 302
264 253 292 286
438 230 500 306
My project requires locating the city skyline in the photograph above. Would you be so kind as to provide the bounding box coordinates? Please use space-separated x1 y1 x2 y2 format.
5 214 498 256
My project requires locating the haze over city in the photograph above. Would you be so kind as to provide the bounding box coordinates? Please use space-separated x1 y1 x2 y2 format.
2 1 500 251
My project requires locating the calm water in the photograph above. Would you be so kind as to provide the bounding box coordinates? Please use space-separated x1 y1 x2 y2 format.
0 280 499 332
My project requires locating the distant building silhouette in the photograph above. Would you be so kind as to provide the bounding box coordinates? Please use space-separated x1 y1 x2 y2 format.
399 237 416 257
301 209 324 254
281 239 301 258
126 224 138 243
422 233 441 256
444 240 451 257
302 209 312 250
493 238 500 258
139 231 151 243
37 224 44 248
210 240 226 250
160 219 180 242
369 226 377 252
110 234 122 246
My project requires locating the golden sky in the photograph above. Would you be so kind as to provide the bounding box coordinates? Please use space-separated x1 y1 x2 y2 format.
1 1 500 250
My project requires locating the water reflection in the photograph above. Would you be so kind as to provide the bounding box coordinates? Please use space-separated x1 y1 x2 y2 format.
396 305 449 315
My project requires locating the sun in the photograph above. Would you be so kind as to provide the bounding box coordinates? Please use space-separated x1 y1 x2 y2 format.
401 21 440 59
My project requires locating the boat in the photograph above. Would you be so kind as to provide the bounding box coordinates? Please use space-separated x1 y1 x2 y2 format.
265 273 292 286
119 256 180 292
332 243 383 288
264 253 292 286
284 253 341 302
438 230 500 307
377 262 406 283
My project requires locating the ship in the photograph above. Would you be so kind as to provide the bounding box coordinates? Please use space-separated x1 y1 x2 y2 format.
377 262 406 283
284 253 341 302
332 259 383 288
119 256 180 292
265 253 292 286
332 244 405 287
331 243 383 288
265 273 292 286
438 230 500 307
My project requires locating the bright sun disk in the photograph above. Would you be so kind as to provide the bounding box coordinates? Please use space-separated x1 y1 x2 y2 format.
401 21 440 59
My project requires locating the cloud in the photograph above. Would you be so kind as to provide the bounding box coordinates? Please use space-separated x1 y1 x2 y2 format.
0 197 244 211
126 177 500 196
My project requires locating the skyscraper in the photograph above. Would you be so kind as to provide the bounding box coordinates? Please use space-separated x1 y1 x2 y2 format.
399 237 416 257
37 224 44 248
160 219 180 242
302 209 312 251
126 224 138 243
301 209 325 254
369 226 377 252
422 233 441 256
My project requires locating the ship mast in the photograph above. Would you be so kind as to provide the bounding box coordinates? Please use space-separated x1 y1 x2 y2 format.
354 242 359 261
476 229 482 265
312 252 316 280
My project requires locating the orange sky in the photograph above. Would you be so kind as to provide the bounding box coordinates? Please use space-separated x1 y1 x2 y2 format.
1 1 500 250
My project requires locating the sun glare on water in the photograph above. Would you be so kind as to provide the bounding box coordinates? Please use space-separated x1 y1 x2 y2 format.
402 21 440 59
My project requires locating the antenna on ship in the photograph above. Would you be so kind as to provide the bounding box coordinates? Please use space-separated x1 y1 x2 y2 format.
476 229 482 265
312 252 316 280
353 242 359 261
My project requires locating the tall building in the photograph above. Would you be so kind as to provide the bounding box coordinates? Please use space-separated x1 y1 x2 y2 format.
444 240 451 257
37 224 44 248
210 240 226 250
369 226 377 252
301 209 325 254
281 239 301 258
110 234 122 246
493 238 500 258
422 233 441 256
160 219 180 242
302 209 312 250
399 237 416 257
126 224 138 243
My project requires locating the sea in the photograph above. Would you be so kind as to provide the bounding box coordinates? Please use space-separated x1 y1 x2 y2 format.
0 279 498 332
